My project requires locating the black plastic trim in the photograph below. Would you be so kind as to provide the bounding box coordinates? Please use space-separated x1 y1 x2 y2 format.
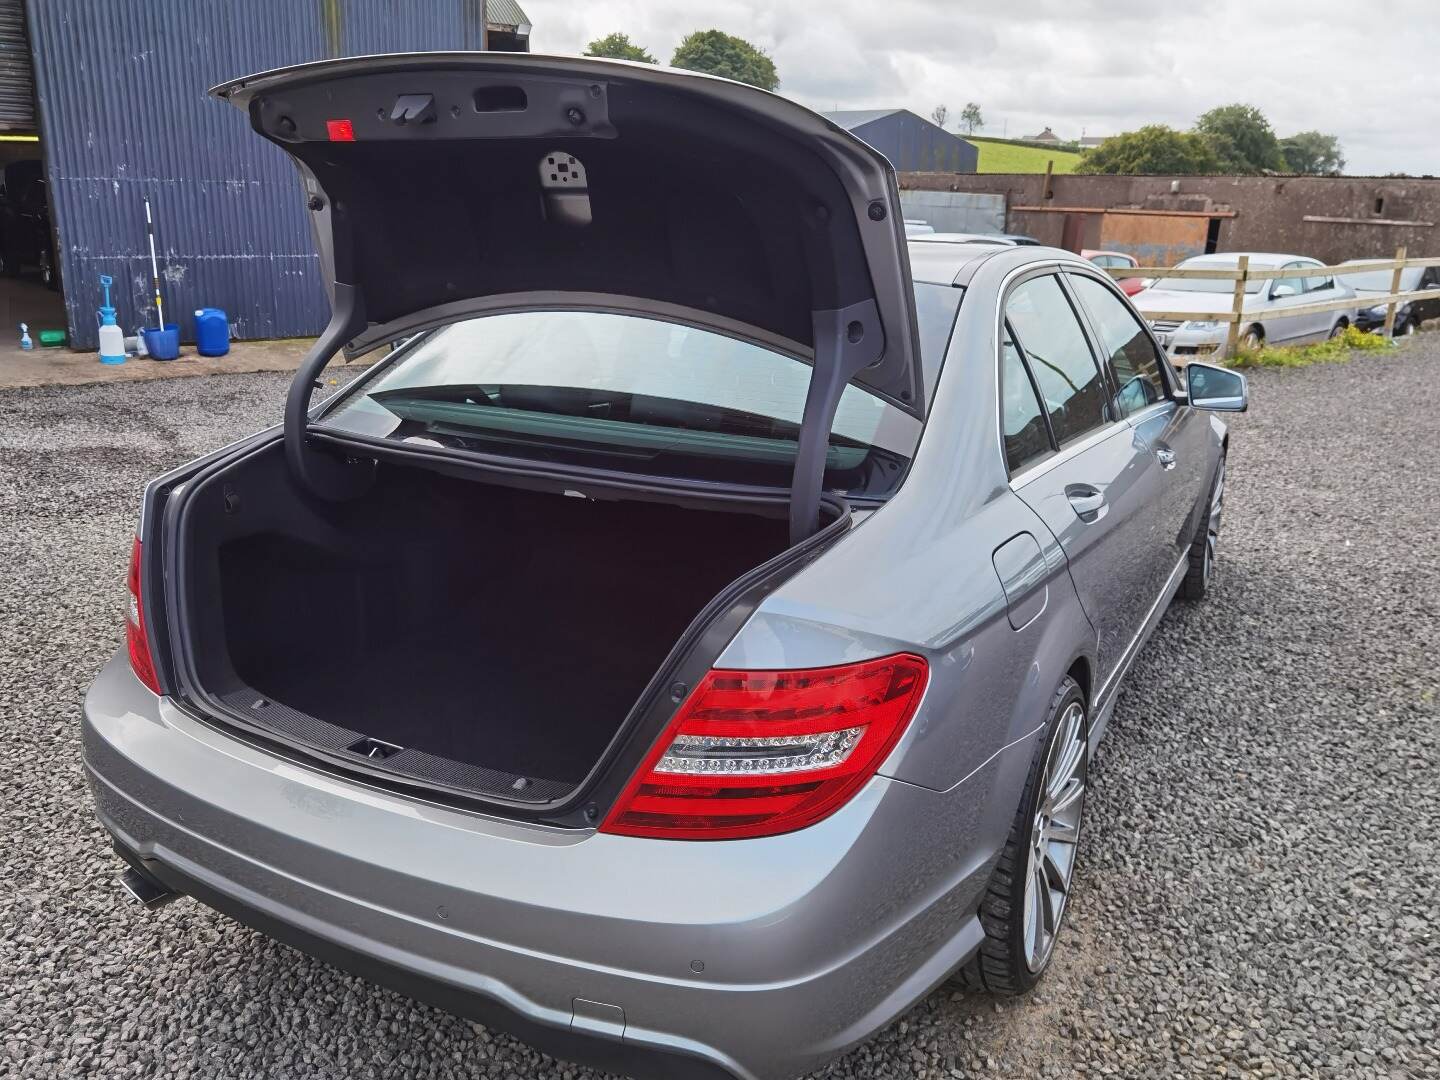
107 837 736 1080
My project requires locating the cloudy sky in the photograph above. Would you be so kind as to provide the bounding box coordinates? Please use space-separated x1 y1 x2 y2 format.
524 0 1435 176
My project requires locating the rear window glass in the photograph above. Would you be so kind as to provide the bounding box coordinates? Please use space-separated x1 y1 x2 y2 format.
321 284 961 498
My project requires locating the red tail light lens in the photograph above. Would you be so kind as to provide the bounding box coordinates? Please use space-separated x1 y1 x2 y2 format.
601 654 928 840
126 537 162 695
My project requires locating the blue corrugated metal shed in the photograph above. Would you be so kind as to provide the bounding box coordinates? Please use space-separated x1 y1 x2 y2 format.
823 109 977 176
25 0 527 348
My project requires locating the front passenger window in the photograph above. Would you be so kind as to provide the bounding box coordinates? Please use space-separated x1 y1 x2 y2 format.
1005 275 1109 446
1069 274 1168 418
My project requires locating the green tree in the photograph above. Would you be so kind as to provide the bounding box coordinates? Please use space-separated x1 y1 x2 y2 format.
1075 124 1220 175
931 104 949 128
1193 104 1286 173
960 102 983 134
1280 131 1345 175
671 30 779 91
585 32 657 63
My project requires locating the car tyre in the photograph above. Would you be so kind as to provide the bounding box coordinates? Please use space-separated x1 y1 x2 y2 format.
1181 451 1226 601
1239 325 1263 351
1328 319 1347 339
953 676 1088 996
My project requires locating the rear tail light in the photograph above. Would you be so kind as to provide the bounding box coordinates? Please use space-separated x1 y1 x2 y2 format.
126 537 162 695
601 653 927 840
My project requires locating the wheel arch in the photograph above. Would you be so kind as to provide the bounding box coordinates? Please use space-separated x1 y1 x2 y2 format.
1065 655 1092 707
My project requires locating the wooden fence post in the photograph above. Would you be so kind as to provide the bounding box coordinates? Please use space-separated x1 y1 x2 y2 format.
1224 254 1249 359
1383 245 1406 338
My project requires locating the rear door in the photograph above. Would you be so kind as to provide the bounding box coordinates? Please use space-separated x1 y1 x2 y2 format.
1067 270 1207 596
1002 270 1164 685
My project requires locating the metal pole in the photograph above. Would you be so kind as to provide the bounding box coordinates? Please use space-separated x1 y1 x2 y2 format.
144 197 165 331
1224 254 1249 359
1383 245 1406 338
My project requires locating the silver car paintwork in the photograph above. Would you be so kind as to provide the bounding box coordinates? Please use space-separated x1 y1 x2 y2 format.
83 243 1226 1080
1133 251 1358 353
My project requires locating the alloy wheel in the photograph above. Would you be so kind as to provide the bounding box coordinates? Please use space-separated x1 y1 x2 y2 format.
1203 456 1226 584
1023 700 1087 972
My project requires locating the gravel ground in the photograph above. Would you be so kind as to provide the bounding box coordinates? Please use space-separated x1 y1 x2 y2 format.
2 344 1436 1079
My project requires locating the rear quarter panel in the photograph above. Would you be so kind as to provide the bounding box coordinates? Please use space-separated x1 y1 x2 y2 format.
721 249 1099 811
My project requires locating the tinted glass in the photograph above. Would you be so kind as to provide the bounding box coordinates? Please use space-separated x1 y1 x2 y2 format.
320 282 963 499
1005 276 1109 445
1001 326 1052 473
1070 275 1167 418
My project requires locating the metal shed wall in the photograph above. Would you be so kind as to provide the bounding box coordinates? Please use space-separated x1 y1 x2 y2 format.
850 113 977 175
27 0 493 349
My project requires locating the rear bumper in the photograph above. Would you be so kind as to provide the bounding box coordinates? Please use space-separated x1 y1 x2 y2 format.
84 650 1001 1080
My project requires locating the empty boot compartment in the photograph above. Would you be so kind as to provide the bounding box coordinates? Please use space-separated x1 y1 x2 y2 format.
181 445 797 800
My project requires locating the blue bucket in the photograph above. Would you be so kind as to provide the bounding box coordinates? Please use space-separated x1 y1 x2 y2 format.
141 324 180 361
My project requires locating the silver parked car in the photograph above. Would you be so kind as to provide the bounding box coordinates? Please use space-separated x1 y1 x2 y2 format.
84 54 1247 1080
1132 251 1357 357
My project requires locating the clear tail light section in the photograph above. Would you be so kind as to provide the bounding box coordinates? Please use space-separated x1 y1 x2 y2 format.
126 537 162 695
601 653 928 840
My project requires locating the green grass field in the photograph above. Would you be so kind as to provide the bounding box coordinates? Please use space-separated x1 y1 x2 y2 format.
967 136 1084 174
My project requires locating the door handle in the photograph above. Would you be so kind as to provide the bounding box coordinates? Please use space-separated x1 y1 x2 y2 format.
1155 447 1177 469
1064 484 1106 520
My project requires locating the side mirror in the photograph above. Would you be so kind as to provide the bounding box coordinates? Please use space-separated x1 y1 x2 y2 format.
1271 283 1297 298
1185 362 1248 412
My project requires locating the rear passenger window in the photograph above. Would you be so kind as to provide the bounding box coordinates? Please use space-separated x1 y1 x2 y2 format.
1005 275 1109 445
1001 326 1052 474
1069 275 1168 418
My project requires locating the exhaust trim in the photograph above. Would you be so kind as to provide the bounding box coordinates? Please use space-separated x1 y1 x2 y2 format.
117 863 178 909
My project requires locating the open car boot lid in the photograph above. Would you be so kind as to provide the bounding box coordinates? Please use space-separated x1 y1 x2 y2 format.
212 53 924 539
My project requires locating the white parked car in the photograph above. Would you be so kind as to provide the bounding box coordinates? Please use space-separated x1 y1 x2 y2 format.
1132 252 1357 357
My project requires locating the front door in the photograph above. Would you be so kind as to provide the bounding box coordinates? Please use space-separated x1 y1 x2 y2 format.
1066 270 1209 594
1002 272 1165 685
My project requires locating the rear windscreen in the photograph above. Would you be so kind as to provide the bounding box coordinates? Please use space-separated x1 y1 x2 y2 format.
320 285 961 497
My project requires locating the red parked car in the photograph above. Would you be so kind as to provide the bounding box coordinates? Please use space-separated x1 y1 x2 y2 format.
1083 250 1146 296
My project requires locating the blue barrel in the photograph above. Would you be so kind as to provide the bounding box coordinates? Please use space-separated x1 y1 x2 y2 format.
194 308 230 357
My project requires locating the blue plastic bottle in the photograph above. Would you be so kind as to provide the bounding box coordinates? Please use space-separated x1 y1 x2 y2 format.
18 322 32 350
194 308 230 357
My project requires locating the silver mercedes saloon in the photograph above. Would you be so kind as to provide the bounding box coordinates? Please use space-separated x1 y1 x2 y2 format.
83 53 1247 1080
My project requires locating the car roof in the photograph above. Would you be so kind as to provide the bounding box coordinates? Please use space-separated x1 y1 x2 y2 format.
915 232 1016 245
1177 252 1313 268
907 239 1087 286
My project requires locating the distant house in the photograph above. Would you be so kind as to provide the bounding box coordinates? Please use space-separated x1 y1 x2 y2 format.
822 109 978 173
1024 126 1064 144
1079 135 1108 148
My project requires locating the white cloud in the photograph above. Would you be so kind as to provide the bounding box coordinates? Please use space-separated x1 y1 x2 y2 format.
524 0 1440 174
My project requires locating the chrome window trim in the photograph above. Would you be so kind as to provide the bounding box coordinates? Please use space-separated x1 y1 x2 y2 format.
1007 416 1130 490
993 258 1150 490
1120 399 1176 427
